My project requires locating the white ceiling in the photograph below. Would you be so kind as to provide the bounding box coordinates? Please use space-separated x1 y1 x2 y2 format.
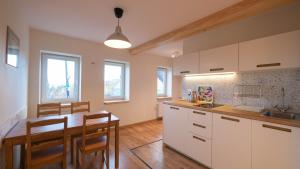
16 0 242 56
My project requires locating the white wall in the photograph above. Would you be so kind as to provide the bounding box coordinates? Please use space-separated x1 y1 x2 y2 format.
28 29 175 126
0 0 29 167
0 0 29 142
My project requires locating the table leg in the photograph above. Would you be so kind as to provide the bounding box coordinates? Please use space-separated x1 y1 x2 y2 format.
115 121 119 169
20 144 25 169
5 141 13 169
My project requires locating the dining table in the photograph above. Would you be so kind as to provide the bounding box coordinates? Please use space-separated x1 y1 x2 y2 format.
3 111 120 169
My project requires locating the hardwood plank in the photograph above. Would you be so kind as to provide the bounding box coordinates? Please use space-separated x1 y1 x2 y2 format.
131 140 208 169
129 0 296 55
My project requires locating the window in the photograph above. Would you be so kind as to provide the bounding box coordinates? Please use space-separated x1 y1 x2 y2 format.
41 52 80 103
157 67 168 97
104 61 129 101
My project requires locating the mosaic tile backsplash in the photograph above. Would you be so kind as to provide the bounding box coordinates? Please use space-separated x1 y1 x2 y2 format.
182 68 300 113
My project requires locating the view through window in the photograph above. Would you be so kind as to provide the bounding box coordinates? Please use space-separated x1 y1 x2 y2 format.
157 67 168 97
104 61 126 100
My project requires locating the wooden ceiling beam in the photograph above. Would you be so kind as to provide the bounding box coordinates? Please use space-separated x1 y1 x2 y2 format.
129 0 296 55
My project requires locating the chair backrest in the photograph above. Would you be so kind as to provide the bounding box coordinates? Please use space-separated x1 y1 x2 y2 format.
71 101 90 114
37 103 61 117
26 117 68 168
82 113 111 148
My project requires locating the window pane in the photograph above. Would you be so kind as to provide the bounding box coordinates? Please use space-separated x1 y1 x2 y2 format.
157 68 167 96
47 59 76 100
104 62 124 99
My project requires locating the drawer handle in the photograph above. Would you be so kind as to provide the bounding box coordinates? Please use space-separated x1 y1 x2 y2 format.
193 136 206 142
193 111 206 115
257 63 281 68
262 124 291 133
193 123 206 128
210 68 224 72
180 71 190 74
170 106 179 110
221 116 240 122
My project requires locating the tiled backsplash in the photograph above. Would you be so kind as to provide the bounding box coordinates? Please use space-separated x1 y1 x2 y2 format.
182 68 300 113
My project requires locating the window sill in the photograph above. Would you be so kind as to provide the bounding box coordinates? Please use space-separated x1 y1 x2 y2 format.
104 100 130 105
157 96 172 101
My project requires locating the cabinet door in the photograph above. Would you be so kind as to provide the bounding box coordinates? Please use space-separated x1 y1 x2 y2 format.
239 30 300 71
173 52 199 75
162 104 188 154
199 44 238 74
187 132 212 168
252 120 300 169
212 114 251 169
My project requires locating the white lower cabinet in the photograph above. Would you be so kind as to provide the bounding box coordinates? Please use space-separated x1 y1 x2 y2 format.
163 104 189 154
212 113 251 169
252 120 300 169
187 132 212 168
163 103 300 169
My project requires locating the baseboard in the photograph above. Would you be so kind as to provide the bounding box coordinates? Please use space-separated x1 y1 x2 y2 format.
120 118 162 129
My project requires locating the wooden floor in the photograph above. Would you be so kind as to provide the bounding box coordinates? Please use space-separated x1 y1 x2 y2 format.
45 119 207 169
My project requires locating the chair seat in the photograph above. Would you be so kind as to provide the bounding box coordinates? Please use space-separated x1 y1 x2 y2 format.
77 136 107 153
31 145 64 166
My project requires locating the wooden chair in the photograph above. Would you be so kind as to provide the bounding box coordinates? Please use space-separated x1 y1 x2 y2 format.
37 103 61 117
26 117 68 169
71 101 90 114
71 101 90 164
76 113 111 169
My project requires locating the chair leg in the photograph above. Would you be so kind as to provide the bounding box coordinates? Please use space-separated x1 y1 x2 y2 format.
71 136 74 164
75 148 79 169
106 149 109 169
100 151 105 169
81 153 85 169
62 160 66 169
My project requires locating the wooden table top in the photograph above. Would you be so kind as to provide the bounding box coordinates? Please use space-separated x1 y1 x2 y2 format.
4 111 120 141
164 100 300 128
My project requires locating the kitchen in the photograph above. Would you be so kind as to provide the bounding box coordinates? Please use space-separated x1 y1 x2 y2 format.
1 0 300 169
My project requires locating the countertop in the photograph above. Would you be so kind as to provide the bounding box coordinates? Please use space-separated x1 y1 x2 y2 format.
164 100 300 128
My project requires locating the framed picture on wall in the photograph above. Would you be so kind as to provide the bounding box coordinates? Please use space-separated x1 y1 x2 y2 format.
6 26 20 67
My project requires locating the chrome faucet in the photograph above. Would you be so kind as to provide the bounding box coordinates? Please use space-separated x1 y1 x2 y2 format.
274 87 289 112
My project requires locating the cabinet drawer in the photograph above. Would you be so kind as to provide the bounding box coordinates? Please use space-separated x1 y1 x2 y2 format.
189 109 212 125
187 132 212 168
189 121 212 138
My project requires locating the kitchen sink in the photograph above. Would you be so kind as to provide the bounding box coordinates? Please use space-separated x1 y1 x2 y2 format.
261 110 300 120
194 103 224 109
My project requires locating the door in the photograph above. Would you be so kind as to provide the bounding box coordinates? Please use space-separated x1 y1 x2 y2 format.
162 104 188 154
239 30 300 71
173 52 199 75
212 113 251 169
252 120 300 169
199 43 238 74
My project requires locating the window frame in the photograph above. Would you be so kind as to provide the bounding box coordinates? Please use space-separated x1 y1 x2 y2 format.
104 60 126 101
156 67 168 97
40 51 81 103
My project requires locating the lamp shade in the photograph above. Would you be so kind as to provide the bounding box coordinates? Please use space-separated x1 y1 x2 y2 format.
104 26 132 49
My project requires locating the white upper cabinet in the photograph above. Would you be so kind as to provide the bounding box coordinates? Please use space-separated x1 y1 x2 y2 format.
173 52 199 76
199 43 238 74
239 30 300 71
252 120 300 169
